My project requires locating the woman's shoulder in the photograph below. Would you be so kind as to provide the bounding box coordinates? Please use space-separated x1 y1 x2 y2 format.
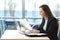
48 17 58 22
52 17 58 21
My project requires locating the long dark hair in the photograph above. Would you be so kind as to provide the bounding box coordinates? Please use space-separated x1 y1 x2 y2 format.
39 4 58 21
39 4 54 18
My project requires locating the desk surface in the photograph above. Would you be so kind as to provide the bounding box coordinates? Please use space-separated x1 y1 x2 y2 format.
1 30 49 40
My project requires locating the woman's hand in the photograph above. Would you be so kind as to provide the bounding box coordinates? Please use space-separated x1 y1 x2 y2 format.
29 29 40 33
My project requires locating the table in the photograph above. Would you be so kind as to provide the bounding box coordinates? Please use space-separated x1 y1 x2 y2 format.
1 30 49 40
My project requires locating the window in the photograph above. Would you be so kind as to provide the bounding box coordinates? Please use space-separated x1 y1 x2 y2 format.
0 0 59 24
3 0 22 21
0 0 60 27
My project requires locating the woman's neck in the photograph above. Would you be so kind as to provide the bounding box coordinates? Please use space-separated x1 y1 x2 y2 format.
44 17 48 19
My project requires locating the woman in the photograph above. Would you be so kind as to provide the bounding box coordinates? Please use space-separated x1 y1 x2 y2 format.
30 4 59 40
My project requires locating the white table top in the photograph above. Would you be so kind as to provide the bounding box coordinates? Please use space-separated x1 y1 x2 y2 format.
1 30 49 40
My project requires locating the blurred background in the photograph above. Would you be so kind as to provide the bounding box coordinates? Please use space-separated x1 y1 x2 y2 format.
0 0 60 40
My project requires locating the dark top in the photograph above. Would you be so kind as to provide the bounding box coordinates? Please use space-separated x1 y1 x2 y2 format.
37 17 59 40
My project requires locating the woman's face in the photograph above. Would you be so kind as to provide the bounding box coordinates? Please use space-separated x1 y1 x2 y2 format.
39 8 47 18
